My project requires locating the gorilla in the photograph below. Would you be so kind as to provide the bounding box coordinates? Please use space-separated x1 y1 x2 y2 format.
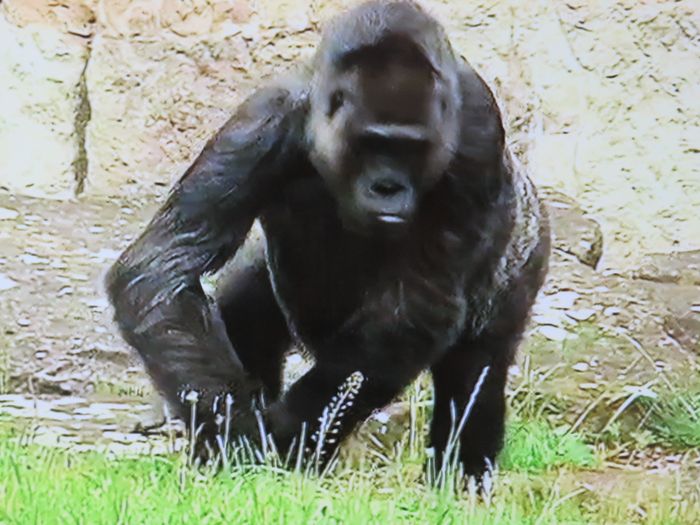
106 0 549 479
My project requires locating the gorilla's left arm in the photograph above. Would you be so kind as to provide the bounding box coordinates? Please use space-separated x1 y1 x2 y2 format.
106 83 307 426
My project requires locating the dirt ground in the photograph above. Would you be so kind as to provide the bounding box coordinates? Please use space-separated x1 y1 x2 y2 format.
0 184 698 438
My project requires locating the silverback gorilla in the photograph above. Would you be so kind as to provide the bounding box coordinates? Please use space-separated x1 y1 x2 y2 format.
106 0 549 479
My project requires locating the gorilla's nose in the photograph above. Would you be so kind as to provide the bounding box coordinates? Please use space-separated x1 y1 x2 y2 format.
369 178 406 198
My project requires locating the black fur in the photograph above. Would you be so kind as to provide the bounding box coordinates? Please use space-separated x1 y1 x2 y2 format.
106 0 549 478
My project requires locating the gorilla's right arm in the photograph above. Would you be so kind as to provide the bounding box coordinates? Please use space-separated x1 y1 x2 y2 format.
106 83 307 431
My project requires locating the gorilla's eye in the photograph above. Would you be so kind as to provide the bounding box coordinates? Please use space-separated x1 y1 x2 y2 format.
328 90 345 117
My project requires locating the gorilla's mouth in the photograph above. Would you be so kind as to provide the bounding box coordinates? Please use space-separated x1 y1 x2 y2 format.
377 214 406 224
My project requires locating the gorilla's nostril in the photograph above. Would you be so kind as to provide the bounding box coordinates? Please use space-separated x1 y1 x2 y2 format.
370 179 404 197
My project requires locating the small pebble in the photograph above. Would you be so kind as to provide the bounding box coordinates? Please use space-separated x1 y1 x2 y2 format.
566 309 596 321
532 314 566 326
57 286 74 297
0 274 18 291
0 207 19 220
604 306 622 316
572 362 589 372
20 254 48 265
542 291 579 310
92 248 121 261
579 382 600 390
538 325 570 342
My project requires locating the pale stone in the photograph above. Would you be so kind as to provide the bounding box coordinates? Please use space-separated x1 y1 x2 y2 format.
537 325 571 342
541 291 580 310
604 307 623 316
0 274 18 291
566 309 597 322
0 207 19 220
0 11 89 197
83 32 255 196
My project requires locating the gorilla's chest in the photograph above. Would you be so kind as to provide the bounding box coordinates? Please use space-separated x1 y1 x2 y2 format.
258 177 468 349
260 184 378 344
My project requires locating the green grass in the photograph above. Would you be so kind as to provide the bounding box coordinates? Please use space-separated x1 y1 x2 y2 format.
3 414 695 525
2 359 699 523
0 426 578 525
501 420 596 473
645 392 700 449
1 370 699 525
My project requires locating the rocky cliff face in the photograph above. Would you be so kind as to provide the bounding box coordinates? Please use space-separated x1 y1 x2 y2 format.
0 0 307 198
0 2 93 198
0 0 698 269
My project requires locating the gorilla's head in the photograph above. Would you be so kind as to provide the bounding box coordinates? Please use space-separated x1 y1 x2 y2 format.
307 2 461 237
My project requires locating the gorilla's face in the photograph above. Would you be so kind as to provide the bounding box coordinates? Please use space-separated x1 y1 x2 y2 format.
308 36 460 237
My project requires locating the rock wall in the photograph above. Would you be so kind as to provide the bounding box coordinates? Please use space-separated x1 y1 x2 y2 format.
0 2 92 198
0 0 698 268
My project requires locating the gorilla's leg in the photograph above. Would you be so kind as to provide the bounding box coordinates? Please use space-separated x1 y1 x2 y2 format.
429 335 515 479
218 260 291 402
